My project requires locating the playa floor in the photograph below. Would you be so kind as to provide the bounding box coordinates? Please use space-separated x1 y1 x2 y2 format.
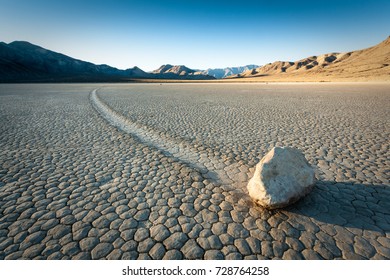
0 83 389 259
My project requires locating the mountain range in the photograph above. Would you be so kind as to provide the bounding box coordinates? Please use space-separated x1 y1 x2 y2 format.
229 36 390 81
0 41 214 82
0 41 147 82
199 65 259 79
151 64 211 79
1 37 389 82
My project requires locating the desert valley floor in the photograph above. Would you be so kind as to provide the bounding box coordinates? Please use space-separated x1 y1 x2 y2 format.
0 83 389 260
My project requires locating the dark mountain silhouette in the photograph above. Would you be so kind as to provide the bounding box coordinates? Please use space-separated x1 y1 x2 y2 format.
0 41 150 82
0 41 214 82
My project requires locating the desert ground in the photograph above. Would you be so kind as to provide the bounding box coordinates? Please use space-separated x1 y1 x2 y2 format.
0 83 389 260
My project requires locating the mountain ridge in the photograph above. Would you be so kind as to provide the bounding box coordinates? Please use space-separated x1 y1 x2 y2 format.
229 36 390 81
0 42 214 82
1 37 389 82
150 64 212 79
200 65 259 79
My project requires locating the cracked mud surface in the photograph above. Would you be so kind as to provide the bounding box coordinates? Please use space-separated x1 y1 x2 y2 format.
0 83 389 259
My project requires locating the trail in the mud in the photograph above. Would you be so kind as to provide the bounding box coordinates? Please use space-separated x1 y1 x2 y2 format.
90 88 252 190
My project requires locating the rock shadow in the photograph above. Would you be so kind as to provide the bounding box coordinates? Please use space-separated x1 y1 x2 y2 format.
287 180 390 232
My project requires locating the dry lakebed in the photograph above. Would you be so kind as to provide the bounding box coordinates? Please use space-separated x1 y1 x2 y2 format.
0 82 389 260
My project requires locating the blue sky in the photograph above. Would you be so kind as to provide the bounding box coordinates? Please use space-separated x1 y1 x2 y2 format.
1 0 389 71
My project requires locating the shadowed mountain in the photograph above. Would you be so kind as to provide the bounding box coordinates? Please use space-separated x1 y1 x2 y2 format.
229 36 390 81
0 42 214 82
0 41 153 82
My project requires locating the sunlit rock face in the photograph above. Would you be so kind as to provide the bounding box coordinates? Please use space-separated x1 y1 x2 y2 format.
247 147 316 209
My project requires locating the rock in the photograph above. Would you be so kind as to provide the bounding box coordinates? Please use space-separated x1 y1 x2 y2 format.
247 147 315 209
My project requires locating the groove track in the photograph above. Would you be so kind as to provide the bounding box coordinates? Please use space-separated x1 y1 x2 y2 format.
89 88 252 190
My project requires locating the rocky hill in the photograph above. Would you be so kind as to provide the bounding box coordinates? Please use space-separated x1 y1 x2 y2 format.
230 37 390 81
0 42 214 82
0 41 153 82
151 64 214 80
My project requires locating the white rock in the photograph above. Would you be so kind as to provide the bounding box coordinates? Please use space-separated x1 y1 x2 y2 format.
247 147 315 209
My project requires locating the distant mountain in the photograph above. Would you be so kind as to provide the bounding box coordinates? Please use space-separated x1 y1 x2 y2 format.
0 41 153 82
230 36 390 81
0 42 214 82
151 64 214 80
5 37 387 83
200 65 259 79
